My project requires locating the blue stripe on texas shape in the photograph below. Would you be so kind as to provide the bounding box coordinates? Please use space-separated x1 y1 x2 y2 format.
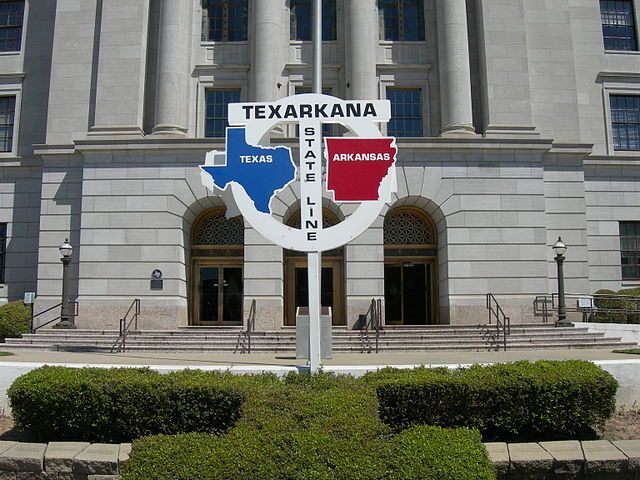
202 127 296 214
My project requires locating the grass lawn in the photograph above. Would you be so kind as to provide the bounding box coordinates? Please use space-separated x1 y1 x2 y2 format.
0 352 14 357
613 348 640 355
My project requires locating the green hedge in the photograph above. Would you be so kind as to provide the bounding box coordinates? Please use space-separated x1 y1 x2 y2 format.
121 427 495 480
7 366 278 443
363 360 617 442
120 374 495 480
591 288 640 324
0 301 31 339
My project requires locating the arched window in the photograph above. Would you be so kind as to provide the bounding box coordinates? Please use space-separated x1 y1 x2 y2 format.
384 207 435 246
191 208 244 326
193 209 244 246
384 207 437 325
283 208 344 326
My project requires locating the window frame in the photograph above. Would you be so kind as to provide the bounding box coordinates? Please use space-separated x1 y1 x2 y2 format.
0 223 5 284
203 88 241 139
601 76 640 156
385 87 425 138
0 95 15 153
285 71 340 137
378 0 426 42
600 0 639 52
609 94 640 151
289 0 337 42
620 221 640 281
0 0 25 54
0 85 20 157
202 0 248 43
294 85 334 137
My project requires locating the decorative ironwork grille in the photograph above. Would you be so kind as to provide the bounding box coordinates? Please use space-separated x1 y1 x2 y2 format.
194 211 244 245
384 209 433 245
285 211 342 257
288 212 338 229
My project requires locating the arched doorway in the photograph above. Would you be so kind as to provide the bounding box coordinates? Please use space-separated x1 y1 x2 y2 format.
190 209 244 326
384 207 438 325
284 209 345 326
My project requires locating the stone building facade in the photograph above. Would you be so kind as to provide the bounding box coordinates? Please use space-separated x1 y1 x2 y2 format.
0 0 639 330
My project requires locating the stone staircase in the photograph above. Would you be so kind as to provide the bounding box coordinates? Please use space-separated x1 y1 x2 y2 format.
1 323 637 353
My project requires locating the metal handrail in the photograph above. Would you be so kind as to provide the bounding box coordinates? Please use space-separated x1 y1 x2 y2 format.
239 299 256 354
30 302 79 333
533 295 554 323
361 298 382 353
486 293 511 351
534 292 640 324
111 299 140 353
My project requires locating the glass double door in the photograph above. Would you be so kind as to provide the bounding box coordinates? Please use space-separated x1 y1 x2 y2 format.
285 258 344 326
384 261 434 325
194 264 243 326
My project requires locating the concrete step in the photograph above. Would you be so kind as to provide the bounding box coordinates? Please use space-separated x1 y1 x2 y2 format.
4 334 616 347
0 341 636 353
4 323 633 354
4 330 614 345
21 327 595 341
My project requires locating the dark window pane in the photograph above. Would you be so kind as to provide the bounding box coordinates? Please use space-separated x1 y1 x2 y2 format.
0 223 5 283
205 89 240 138
379 0 399 40
291 0 336 41
621 221 640 280
295 86 333 136
600 0 638 51
206 0 248 42
611 95 640 151
379 0 424 41
0 1 23 52
0 96 15 152
388 88 422 137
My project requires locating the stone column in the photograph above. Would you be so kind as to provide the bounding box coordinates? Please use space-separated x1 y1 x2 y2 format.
437 0 475 136
91 0 149 136
347 0 378 99
152 0 190 136
252 0 282 101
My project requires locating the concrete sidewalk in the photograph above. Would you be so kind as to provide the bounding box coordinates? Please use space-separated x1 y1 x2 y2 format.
0 348 637 368
0 349 638 411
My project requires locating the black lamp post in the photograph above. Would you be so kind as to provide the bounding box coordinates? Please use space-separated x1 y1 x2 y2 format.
552 237 568 326
54 238 75 329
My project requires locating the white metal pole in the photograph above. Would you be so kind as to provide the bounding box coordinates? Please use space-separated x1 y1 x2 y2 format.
308 0 323 373
313 0 322 94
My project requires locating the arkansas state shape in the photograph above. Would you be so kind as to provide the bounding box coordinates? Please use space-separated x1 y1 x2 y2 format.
326 138 397 202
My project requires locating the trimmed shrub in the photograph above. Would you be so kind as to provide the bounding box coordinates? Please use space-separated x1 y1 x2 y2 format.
592 289 640 324
121 428 495 480
388 426 495 480
120 376 496 480
363 360 618 442
0 301 31 339
7 366 278 442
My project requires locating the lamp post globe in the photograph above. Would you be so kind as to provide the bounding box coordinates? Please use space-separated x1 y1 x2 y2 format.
59 239 73 258
54 238 76 329
552 236 568 325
